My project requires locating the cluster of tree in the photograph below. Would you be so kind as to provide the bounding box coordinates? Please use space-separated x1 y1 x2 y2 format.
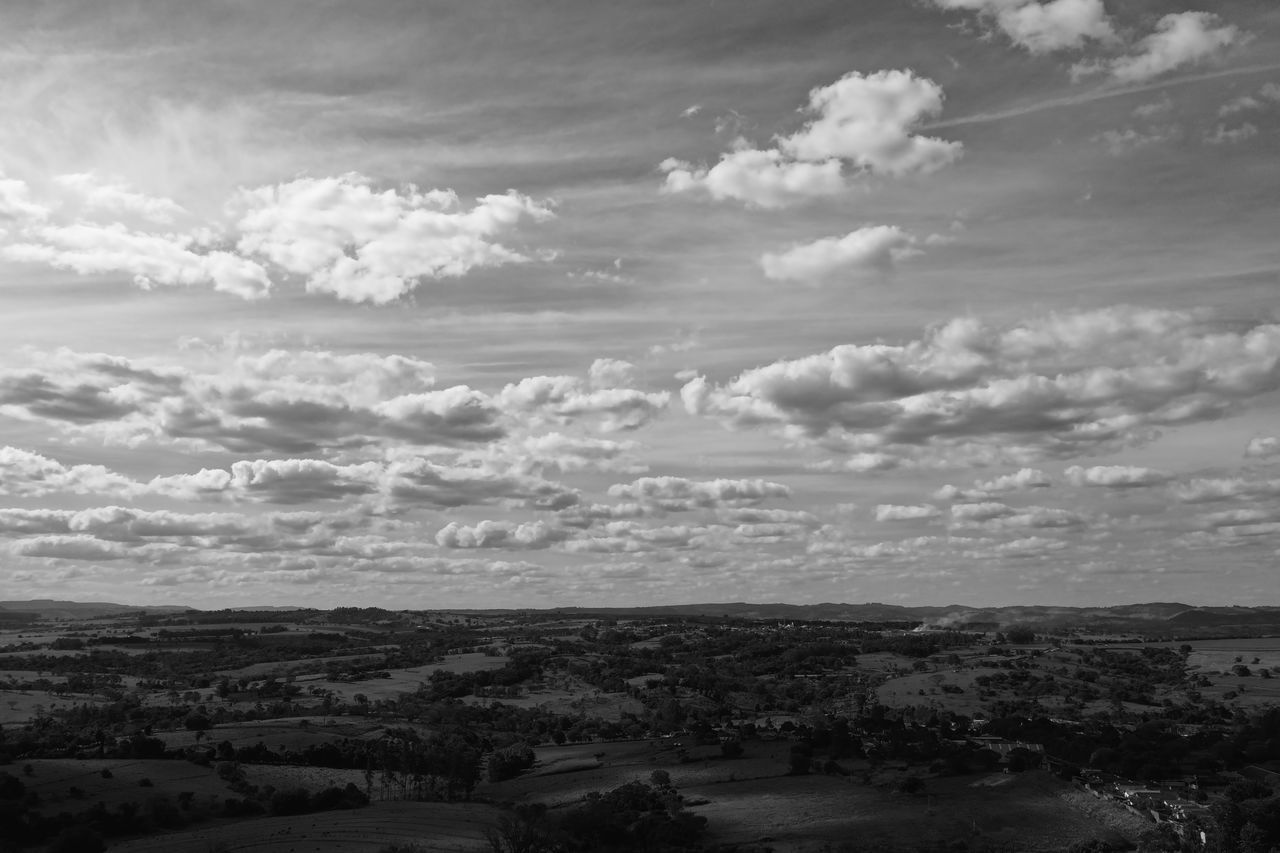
0 764 368 852
485 781 708 853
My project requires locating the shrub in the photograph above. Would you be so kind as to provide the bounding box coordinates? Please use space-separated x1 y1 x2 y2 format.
269 786 312 816
46 826 106 853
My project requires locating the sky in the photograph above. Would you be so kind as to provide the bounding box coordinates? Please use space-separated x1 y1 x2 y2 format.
1 0 1279 609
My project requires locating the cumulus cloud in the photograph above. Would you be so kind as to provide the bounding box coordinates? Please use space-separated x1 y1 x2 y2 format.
54 173 186 224
1064 464 1171 488
0 446 141 498
931 0 1116 54
0 172 50 223
10 535 128 561
0 349 663 454
0 349 499 453
1076 12 1242 84
0 171 553 303
232 174 554 304
435 519 569 549
607 476 790 511
381 456 578 511
149 458 382 504
0 508 75 534
951 501 1015 522
934 467 1049 500
1094 126 1177 156
875 503 942 522
761 226 920 282
1171 475 1280 504
682 306 1280 469
464 433 645 476
779 70 963 175
499 371 670 432
4 221 272 299
660 70 960 208
1203 123 1258 145
659 151 845 210
1245 436 1280 459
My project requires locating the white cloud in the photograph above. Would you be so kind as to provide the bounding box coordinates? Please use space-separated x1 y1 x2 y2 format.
0 172 50 223
760 226 920 282
1080 12 1242 84
1245 436 1280 459
0 349 664 454
499 372 670 433
950 501 1015 522
659 69 959 208
1171 475 1280 504
1094 126 1176 156
607 476 790 510
683 306 1280 469
1064 464 1171 488
150 458 381 504
587 358 636 389
932 0 1116 54
1204 123 1258 145
934 467 1049 500
233 174 554 303
659 150 845 210
435 519 569 549
0 170 553 304
1132 94 1173 119
875 503 942 522
779 70 963 176
54 173 186 224
4 221 272 299
0 446 141 498
1219 95 1261 117
10 535 129 561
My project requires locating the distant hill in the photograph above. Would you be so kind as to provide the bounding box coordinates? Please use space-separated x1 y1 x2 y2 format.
5 599 1280 631
537 601 1280 631
0 600 195 620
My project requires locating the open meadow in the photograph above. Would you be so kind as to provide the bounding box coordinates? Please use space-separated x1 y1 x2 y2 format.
106 801 499 853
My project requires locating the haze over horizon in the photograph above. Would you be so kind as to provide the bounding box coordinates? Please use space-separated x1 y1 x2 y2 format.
2 1 1279 610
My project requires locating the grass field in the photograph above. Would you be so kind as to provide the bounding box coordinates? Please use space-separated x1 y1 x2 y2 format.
156 717 391 751
686 770 1143 853
16 758 235 809
464 673 643 722
294 652 511 703
0 689 112 724
106 800 499 853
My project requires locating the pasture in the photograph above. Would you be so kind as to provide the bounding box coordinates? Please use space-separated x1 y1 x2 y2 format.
15 758 234 809
107 800 499 853
295 652 510 703
0 690 112 725
686 770 1140 853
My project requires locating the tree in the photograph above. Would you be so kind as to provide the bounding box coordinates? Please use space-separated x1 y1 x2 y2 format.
720 739 744 759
